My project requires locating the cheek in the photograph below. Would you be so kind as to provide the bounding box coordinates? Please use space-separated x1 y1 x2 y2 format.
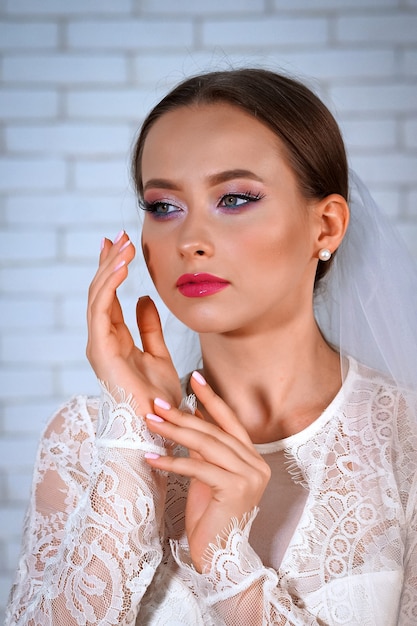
141 232 172 289
141 234 157 283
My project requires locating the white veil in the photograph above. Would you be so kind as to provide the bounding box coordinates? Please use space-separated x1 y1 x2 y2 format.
314 170 417 390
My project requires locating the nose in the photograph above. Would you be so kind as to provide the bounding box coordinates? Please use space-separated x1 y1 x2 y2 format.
177 212 215 259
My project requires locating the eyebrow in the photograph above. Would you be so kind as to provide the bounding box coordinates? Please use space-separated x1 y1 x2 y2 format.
143 169 264 192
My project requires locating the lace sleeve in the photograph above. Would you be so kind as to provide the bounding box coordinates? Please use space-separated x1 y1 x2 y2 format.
6 385 168 626
171 510 320 625
399 494 417 625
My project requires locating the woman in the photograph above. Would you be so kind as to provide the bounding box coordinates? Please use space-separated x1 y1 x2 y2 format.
6 69 417 625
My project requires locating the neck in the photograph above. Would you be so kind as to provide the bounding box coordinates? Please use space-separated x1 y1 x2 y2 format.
198 314 342 443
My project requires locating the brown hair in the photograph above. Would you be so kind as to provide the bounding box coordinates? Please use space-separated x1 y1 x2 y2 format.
132 68 348 285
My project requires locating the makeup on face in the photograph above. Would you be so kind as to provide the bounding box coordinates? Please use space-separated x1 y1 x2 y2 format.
176 273 230 298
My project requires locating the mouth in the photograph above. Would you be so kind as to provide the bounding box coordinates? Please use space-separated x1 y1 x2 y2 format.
176 273 230 298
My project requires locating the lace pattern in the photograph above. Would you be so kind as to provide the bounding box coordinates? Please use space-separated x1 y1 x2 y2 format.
6 359 417 625
96 381 167 456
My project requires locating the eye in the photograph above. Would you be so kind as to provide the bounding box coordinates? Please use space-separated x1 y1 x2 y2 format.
140 200 180 218
218 192 264 209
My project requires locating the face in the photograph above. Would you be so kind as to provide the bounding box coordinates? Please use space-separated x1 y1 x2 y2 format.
140 102 321 337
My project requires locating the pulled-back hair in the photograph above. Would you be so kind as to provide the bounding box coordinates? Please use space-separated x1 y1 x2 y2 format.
132 68 348 284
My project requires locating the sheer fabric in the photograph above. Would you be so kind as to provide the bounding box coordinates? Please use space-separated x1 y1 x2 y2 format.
6 357 417 625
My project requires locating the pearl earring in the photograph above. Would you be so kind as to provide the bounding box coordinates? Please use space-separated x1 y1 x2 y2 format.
318 248 332 261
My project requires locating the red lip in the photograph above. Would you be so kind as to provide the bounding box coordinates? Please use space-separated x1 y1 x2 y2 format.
176 273 230 298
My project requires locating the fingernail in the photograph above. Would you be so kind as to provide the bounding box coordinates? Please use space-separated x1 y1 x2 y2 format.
154 397 171 410
114 229 124 244
100 237 105 251
119 239 131 252
146 413 164 423
144 452 160 460
192 371 206 385
113 260 126 272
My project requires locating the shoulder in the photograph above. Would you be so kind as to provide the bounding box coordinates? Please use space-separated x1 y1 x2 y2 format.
348 357 417 421
347 357 417 470
43 394 99 439
38 395 100 472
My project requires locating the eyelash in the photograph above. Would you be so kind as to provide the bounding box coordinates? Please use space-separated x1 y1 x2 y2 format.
140 190 265 218
218 191 265 209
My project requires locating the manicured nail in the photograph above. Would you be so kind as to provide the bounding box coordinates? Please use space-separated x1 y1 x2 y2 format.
146 413 164 423
113 260 126 272
114 229 124 244
100 237 105 251
192 371 206 385
119 239 131 252
154 397 171 410
144 452 160 459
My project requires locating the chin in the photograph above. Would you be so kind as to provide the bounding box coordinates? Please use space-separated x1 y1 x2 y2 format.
169 309 233 335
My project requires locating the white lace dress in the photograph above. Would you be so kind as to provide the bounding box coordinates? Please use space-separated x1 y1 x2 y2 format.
6 357 417 625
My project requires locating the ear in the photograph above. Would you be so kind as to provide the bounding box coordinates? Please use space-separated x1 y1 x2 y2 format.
311 193 349 257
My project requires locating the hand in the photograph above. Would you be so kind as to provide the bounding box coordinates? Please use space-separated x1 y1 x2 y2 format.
86 231 182 416
144 372 271 572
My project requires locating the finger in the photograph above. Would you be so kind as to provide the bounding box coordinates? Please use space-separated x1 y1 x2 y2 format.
145 453 231 487
145 451 268 508
145 403 259 467
190 372 253 446
136 296 171 359
90 231 135 300
99 236 112 263
88 235 136 323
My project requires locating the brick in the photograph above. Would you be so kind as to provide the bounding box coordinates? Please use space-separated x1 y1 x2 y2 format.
3 54 127 84
66 88 159 120
2 330 87 364
330 84 417 114
141 0 264 13
136 49 396 84
351 153 417 185
0 367 54 399
63 227 120 260
0 572 15 613
0 89 58 119
0 296 55 330
133 51 226 86
280 49 395 80
0 264 94 295
61 295 88 328
74 159 130 191
0 158 66 191
0 230 57 262
6 470 33 502
0 506 26 537
0 21 58 49
67 19 193 50
272 0 397 8
202 16 327 48
0 435 38 469
340 118 397 151
365 189 401 219
3 400 58 435
396 222 417 259
59 362 100 397
406 189 417 217
403 50 417 76
4 538 23 574
5 0 132 15
403 118 417 149
5 193 138 226
6 123 131 156
336 14 417 44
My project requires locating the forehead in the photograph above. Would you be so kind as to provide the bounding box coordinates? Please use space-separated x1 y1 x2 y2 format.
141 102 287 171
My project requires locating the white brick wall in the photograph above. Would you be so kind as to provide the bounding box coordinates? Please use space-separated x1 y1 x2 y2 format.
1 0 416 619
